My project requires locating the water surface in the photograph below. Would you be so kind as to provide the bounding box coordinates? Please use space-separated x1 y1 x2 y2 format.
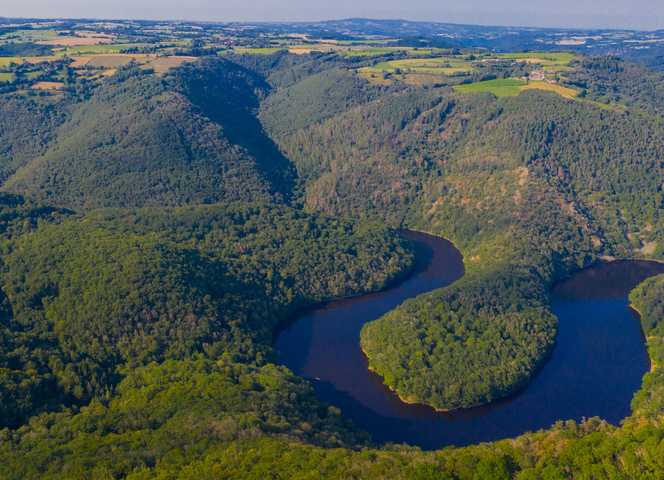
275 232 663 449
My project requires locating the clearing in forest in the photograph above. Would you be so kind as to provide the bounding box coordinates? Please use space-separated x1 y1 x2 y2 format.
454 79 526 97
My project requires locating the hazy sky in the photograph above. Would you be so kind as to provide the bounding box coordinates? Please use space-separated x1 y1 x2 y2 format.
2 0 663 31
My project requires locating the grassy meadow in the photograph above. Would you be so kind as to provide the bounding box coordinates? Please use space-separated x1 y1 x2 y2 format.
455 78 526 96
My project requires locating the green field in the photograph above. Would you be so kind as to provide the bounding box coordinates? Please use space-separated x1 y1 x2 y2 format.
343 47 402 56
455 78 526 96
0 57 25 66
66 45 116 54
366 56 474 75
233 47 285 54
498 52 578 63
8 29 59 41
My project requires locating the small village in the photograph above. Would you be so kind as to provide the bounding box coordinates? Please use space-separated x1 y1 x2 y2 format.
523 68 558 83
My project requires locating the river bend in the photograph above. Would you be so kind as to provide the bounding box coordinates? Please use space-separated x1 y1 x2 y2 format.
274 230 663 449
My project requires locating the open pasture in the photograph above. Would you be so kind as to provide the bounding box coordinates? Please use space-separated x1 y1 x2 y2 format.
455 78 526 97
498 52 577 63
64 45 118 55
0 57 58 66
496 52 578 69
4 29 59 42
366 56 474 75
455 78 603 105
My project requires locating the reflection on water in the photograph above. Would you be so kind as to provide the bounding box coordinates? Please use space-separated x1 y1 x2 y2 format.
274 233 663 449
552 259 664 300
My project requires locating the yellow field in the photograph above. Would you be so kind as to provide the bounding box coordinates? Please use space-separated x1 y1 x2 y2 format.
288 48 312 54
31 81 64 90
518 82 579 99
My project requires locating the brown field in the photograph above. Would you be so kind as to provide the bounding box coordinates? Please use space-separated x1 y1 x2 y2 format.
36 36 114 46
86 56 137 68
150 56 197 73
31 81 64 90
69 57 93 67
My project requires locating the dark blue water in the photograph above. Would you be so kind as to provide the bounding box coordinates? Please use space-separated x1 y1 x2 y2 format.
274 231 664 449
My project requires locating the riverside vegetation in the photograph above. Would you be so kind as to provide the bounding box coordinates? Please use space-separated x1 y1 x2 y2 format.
0 37 664 478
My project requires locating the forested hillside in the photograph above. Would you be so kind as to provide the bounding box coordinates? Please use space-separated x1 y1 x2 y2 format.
1 58 296 209
262 55 664 408
2 45 664 478
0 197 413 430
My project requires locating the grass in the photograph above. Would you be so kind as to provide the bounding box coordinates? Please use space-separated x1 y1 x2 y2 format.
367 57 475 76
456 77 625 110
455 79 526 97
66 45 117 54
0 57 25 66
0 73 11 82
498 52 578 63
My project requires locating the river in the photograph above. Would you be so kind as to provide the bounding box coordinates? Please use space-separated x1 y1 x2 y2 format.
274 230 664 449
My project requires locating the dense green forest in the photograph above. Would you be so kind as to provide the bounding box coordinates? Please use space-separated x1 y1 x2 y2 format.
1 59 296 209
1 46 664 478
0 196 413 431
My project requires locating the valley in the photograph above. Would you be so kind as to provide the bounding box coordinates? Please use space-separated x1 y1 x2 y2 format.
0 17 664 479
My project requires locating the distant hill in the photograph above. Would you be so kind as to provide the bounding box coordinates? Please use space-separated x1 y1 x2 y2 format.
388 36 459 49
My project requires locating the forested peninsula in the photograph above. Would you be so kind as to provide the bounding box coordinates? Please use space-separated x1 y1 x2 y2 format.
0 22 664 477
